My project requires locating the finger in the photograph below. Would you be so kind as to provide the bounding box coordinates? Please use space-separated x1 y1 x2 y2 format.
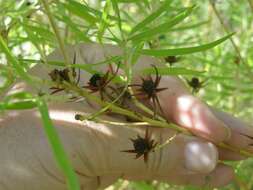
156 164 234 188
153 76 230 143
211 108 253 153
218 147 246 160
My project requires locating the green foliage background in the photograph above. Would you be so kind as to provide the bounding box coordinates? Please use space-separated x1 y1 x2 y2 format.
0 0 253 189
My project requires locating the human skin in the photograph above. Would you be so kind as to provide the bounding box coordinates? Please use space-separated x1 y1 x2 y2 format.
0 43 253 190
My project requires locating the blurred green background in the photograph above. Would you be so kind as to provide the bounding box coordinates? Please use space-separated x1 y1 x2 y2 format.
1 0 253 189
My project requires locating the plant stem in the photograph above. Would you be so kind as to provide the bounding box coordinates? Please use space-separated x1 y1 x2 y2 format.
209 1 253 81
76 115 151 127
154 132 178 151
40 0 70 67
248 0 253 12
128 87 167 122
61 82 253 158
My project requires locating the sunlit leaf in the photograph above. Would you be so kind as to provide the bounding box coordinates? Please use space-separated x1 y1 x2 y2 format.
98 0 111 42
139 33 234 56
37 98 80 190
63 0 98 24
130 0 171 35
142 67 205 76
128 6 195 42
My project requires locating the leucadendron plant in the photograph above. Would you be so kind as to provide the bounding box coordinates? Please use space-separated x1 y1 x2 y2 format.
1 0 253 190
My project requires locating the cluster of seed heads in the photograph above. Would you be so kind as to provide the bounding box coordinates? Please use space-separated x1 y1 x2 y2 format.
49 53 80 94
49 61 167 163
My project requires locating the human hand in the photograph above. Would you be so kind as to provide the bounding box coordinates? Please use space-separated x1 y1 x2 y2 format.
1 43 253 190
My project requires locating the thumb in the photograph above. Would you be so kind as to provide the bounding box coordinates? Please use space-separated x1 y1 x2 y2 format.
106 126 219 179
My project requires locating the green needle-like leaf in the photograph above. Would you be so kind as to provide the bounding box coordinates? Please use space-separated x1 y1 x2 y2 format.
111 0 123 36
63 0 98 24
139 33 235 56
37 98 80 190
128 6 195 42
98 0 111 42
0 100 37 110
142 67 205 76
0 36 33 84
130 0 171 35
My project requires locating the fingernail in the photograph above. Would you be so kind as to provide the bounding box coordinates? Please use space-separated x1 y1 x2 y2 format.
184 141 218 174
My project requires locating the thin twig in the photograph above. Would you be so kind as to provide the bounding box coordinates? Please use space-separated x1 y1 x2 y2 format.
40 0 70 67
209 1 244 65
248 0 253 12
76 115 151 127
209 1 253 82
60 81 253 157
154 132 178 151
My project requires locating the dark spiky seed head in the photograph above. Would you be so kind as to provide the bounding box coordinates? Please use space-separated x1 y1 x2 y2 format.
165 56 177 64
142 80 156 96
49 69 60 81
132 136 151 154
59 69 70 82
191 77 200 88
75 114 82 120
89 73 102 87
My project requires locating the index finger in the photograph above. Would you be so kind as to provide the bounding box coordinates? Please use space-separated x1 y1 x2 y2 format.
154 75 231 143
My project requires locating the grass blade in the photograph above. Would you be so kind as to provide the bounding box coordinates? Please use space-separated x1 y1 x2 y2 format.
111 0 123 36
98 0 111 42
139 33 234 56
0 36 33 84
22 23 55 41
0 100 37 110
37 98 80 190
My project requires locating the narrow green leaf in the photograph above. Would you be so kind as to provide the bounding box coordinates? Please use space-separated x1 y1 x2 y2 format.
55 14 91 42
23 24 49 53
117 0 139 2
170 20 209 31
128 6 195 42
131 43 144 65
98 0 111 42
22 23 55 41
37 98 80 190
0 100 37 110
140 33 235 57
71 64 97 74
111 0 122 35
59 0 118 22
130 0 171 35
92 55 122 66
142 67 205 76
3 92 33 101
0 35 33 84
142 0 150 9
63 0 98 24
